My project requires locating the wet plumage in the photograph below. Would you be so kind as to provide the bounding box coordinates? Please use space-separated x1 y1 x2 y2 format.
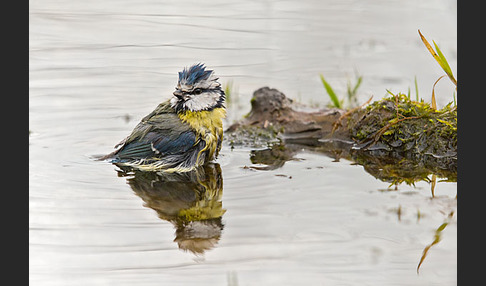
102 64 226 172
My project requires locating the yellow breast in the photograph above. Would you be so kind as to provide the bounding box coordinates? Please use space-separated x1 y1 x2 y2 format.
178 107 226 163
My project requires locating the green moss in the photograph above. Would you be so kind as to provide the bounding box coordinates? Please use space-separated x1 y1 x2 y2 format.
350 93 457 159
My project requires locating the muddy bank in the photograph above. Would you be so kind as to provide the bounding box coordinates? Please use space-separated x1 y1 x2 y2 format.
226 87 350 144
225 87 457 184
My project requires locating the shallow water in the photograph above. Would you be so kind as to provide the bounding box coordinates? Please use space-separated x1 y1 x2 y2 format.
30 0 457 285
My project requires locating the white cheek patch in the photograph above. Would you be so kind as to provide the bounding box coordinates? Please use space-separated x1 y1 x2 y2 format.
184 91 221 111
173 73 223 111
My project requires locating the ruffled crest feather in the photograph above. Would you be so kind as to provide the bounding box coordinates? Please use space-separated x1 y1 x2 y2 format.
178 63 213 86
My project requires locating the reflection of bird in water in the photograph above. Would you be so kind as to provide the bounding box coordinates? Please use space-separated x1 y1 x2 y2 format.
116 163 225 255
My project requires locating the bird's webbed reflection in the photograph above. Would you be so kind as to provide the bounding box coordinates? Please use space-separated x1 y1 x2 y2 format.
116 163 225 255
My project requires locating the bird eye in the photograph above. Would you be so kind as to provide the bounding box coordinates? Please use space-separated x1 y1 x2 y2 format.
193 88 202 95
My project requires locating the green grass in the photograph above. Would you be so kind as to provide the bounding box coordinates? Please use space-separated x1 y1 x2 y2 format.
414 76 419 102
223 80 234 104
320 73 363 109
418 30 457 109
320 31 456 112
347 74 362 107
418 30 456 87
319 74 342 108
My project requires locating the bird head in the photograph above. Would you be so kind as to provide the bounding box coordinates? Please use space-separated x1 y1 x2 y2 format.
171 63 225 113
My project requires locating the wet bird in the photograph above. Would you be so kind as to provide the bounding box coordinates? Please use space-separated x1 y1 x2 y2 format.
102 63 226 172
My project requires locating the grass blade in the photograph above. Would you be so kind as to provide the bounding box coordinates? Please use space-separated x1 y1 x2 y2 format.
385 89 395 97
320 74 341 108
418 29 440 64
433 41 457 86
414 76 419 101
418 30 457 87
346 75 362 108
433 41 453 75
224 80 233 103
351 75 363 96
431 75 447 110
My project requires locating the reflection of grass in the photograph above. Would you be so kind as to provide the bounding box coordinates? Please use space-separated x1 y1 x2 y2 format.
417 211 455 273
227 271 239 286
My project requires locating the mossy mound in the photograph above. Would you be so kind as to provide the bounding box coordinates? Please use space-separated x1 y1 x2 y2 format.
350 93 456 156
346 93 456 175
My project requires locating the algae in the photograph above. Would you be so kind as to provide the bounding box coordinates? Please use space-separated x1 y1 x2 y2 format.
225 124 282 149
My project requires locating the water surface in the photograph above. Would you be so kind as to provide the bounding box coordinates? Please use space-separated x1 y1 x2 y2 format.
30 0 457 285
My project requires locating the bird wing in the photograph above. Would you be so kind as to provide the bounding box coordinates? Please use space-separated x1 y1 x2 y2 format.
114 102 197 160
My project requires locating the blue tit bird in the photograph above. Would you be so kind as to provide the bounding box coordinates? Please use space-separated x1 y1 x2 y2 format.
102 63 226 172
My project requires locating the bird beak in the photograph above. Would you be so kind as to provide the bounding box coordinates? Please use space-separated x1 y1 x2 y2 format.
173 90 184 99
